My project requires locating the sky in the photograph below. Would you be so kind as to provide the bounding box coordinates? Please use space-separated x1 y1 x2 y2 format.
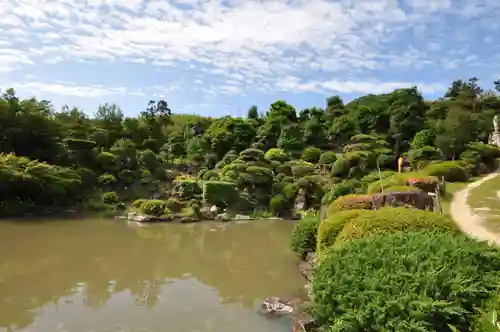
0 0 499 118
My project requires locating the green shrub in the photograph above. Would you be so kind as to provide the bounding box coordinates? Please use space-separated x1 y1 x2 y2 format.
132 199 147 209
319 151 337 165
331 157 349 177
400 173 439 193
202 181 237 207
424 161 469 182
97 173 117 186
360 171 396 188
327 194 373 216
174 179 201 200
102 191 118 204
316 210 365 253
290 215 320 259
117 169 135 185
166 197 183 213
264 148 290 163
311 231 500 331
269 194 287 216
382 185 421 192
140 200 167 216
321 180 359 206
335 207 457 245
201 170 220 181
301 147 322 163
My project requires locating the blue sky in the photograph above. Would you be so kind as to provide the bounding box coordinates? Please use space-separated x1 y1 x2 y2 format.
1 0 499 118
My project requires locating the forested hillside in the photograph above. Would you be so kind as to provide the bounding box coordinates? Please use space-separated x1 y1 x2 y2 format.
1 78 500 217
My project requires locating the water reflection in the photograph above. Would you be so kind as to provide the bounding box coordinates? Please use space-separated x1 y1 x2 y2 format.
0 219 305 332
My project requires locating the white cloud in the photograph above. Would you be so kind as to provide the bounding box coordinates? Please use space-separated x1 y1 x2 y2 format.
0 0 497 100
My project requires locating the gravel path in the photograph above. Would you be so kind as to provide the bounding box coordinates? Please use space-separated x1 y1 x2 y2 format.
450 173 500 246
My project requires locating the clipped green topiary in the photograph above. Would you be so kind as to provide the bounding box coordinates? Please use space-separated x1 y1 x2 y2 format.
424 161 469 182
327 194 373 216
311 230 500 331
102 191 118 204
166 197 183 213
382 185 421 193
202 181 237 207
132 199 147 209
316 210 365 254
140 200 167 216
318 151 337 165
335 207 457 246
173 179 201 200
290 214 320 259
321 180 360 206
269 194 287 216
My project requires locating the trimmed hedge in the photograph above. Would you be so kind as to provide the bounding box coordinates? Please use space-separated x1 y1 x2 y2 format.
381 185 421 193
173 179 201 200
202 181 237 207
132 199 147 209
311 231 500 331
166 197 183 213
140 200 167 216
102 191 118 204
316 210 365 254
327 194 373 216
424 161 469 182
335 207 457 246
290 214 320 259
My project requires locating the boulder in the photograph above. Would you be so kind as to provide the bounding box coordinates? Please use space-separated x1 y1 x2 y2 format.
259 297 295 317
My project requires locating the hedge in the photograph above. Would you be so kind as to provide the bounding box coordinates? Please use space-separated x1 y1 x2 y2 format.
173 179 201 200
335 207 457 246
290 214 320 259
424 161 469 182
202 181 237 207
140 200 167 216
132 199 147 209
311 231 500 331
316 210 365 254
269 194 287 216
321 180 359 206
318 151 337 165
166 197 183 213
102 191 118 204
327 194 373 216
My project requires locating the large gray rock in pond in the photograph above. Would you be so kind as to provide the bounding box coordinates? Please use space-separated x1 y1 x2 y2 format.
259 297 295 317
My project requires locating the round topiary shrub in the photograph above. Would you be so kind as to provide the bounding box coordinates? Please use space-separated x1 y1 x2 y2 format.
335 207 457 246
102 191 118 204
132 199 147 209
140 200 167 216
166 197 183 213
290 214 320 259
269 194 287 216
327 194 373 216
319 151 337 166
321 180 360 206
316 210 365 254
311 230 500 331
424 161 469 182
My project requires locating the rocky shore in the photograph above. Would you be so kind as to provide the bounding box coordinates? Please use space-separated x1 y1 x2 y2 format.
260 252 318 332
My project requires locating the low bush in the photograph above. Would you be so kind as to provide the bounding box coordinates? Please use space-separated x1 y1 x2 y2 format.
311 230 500 331
97 173 117 186
327 194 373 216
316 210 365 254
132 199 147 209
290 214 320 259
335 207 457 245
140 200 167 216
173 179 201 200
321 180 360 206
318 151 337 165
269 194 287 216
101 191 118 204
424 161 469 182
202 181 237 207
381 185 421 193
166 197 183 213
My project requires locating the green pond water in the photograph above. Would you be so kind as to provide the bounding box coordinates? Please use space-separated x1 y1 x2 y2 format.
0 218 306 332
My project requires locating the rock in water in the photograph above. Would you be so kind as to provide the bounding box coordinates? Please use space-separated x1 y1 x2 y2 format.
259 297 294 317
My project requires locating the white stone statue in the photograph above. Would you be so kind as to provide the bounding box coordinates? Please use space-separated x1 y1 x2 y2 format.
494 115 499 133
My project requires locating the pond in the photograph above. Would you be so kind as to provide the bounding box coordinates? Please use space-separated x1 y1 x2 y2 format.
0 218 306 332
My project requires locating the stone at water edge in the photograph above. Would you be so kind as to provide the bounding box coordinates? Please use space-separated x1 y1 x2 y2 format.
259 297 296 317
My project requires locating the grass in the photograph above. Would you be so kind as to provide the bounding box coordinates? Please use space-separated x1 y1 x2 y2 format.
441 177 481 216
467 174 500 232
